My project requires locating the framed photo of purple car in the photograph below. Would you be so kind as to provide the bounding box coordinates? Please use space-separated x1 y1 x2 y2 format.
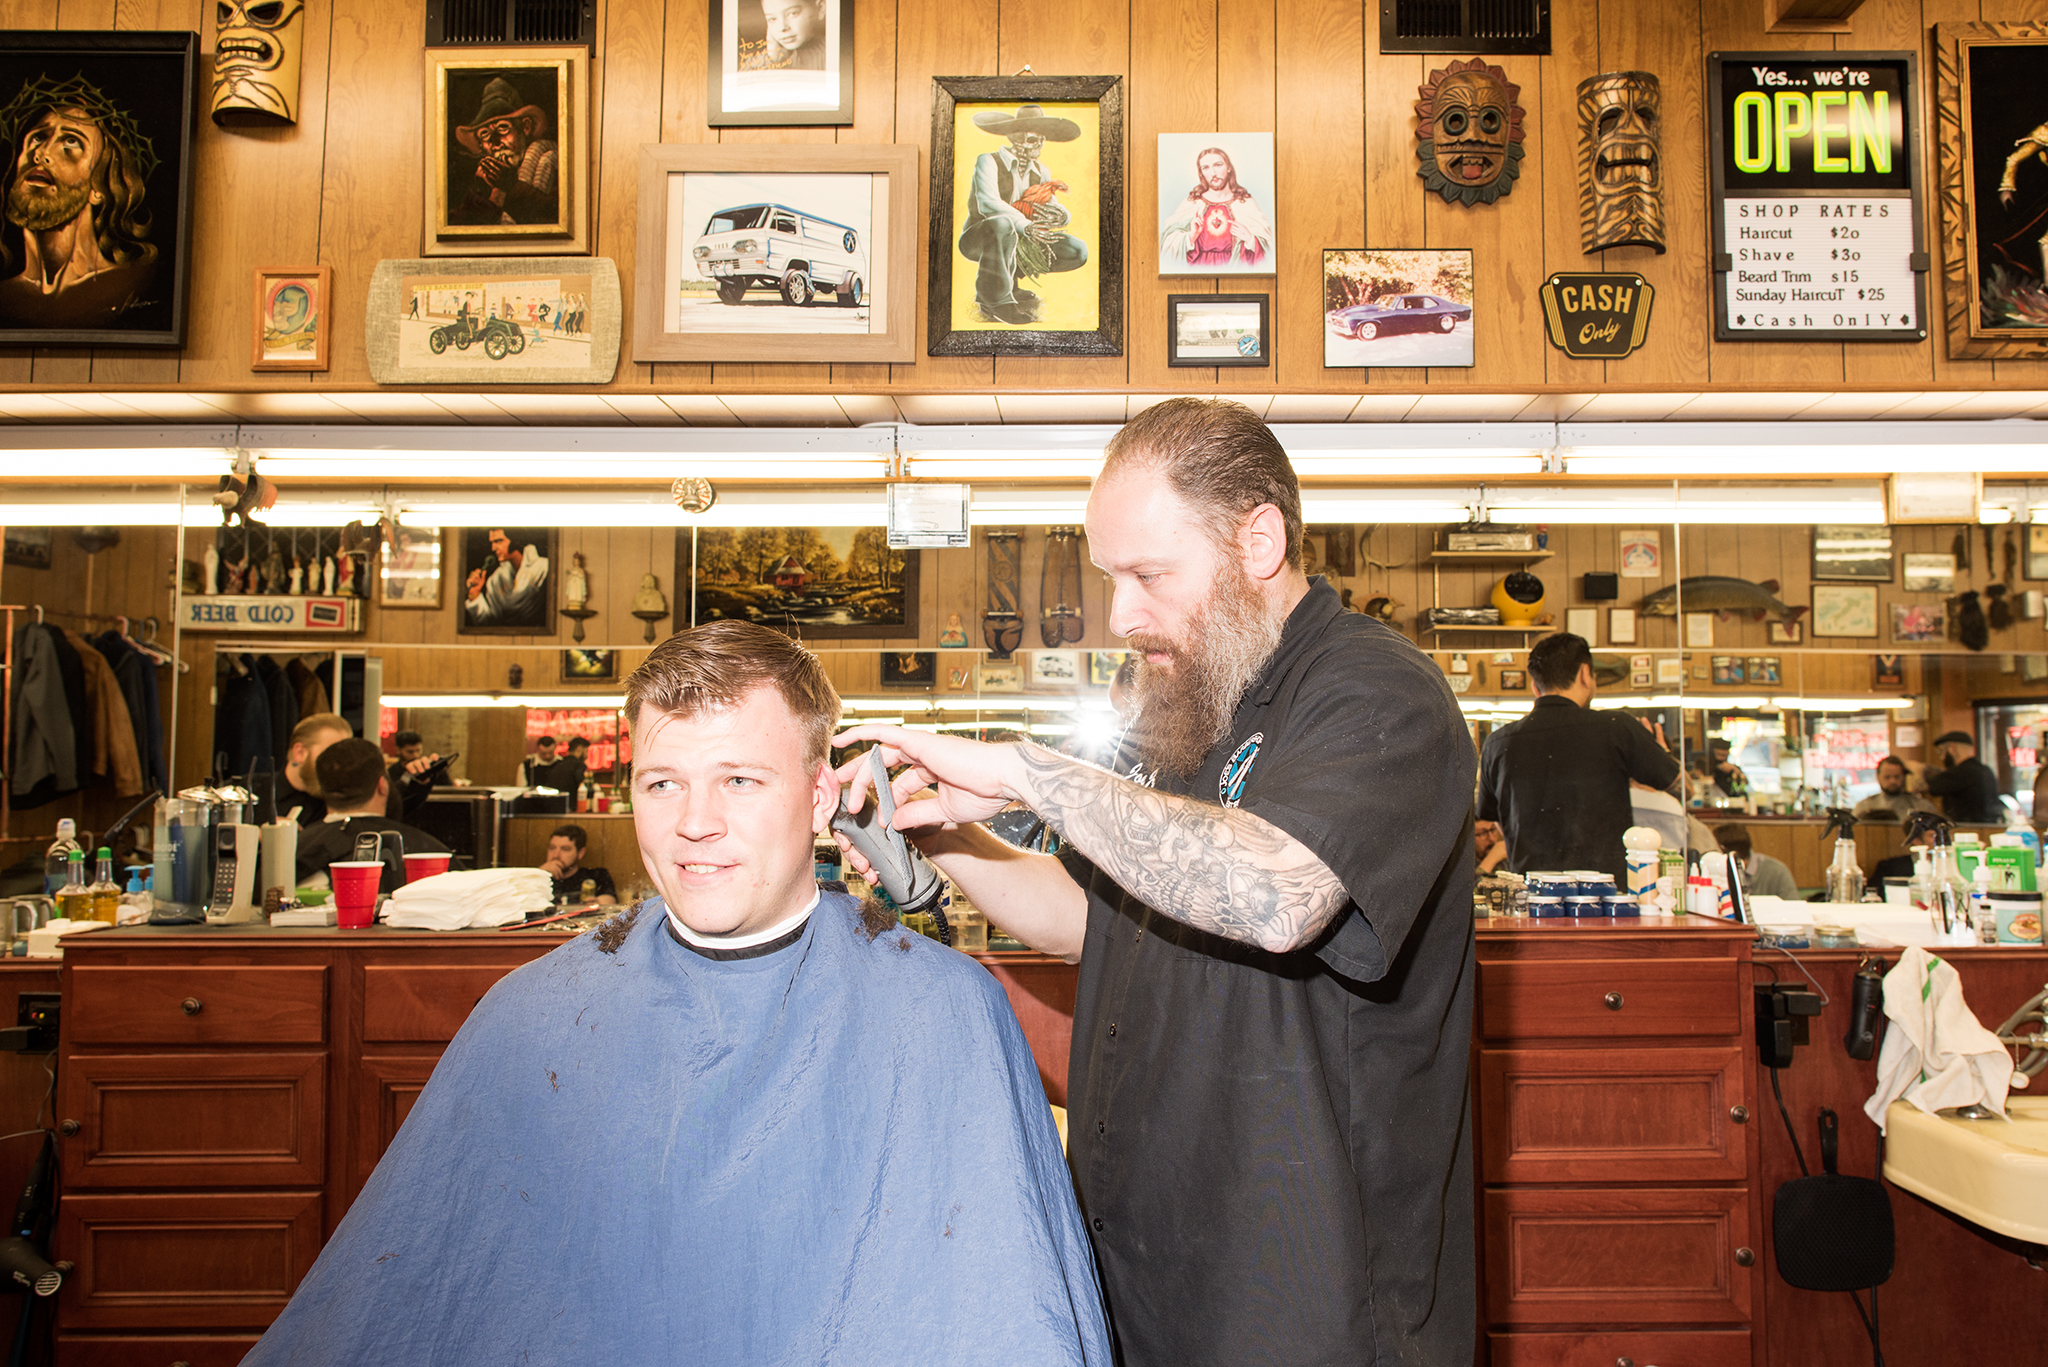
928 76 1125 357
0 30 198 347
1323 249 1474 368
633 142 917 364
708 0 852 127
423 46 590 257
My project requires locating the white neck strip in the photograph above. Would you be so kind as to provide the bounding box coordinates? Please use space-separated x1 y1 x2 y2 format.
666 888 819 950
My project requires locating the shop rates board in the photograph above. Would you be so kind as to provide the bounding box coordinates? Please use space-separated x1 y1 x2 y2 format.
1708 51 1929 343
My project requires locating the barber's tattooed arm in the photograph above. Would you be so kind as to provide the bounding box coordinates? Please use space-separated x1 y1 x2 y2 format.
1011 742 1349 954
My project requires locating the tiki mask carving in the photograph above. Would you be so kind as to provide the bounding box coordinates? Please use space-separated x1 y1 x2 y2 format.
1415 59 1524 206
1577 71 1665 254
211 0 305 125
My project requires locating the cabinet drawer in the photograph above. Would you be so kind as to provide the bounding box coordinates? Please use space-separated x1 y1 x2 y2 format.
1483 1187 1753 1326
1479 1047 1750 1183
361 963 528 1043
69 967 327 1046
63 1053 325 1189
1489 1329 1751 1367
57 1190 321 1331
1479 959 1741 1040
348 1052 444 1202
56 1334 262 1367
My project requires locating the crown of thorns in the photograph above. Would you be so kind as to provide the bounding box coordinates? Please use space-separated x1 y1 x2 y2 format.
0 72 158 182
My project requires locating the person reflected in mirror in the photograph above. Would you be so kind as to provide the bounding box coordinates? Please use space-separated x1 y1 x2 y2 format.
1925 730 2003 825
539 823 615 905
1712 823 1799 901
294 739 447 895
1855 754 1939 824
277 712 351 828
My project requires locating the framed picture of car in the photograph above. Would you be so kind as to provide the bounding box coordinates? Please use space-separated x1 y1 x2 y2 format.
633 142 917 363
1322 248 1473 368
365 256 621 384
1167 293 1268 366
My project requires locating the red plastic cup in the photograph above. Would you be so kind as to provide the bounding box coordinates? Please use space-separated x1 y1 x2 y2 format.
403 852 452 882
330 861 384 929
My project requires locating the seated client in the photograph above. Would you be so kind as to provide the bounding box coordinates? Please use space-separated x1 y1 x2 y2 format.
244 621 1110 1365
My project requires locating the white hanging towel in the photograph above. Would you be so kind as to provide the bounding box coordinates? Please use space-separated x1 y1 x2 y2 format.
1864 946 2016 1133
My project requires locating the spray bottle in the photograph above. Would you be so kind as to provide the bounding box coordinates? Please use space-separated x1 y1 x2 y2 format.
1907 811 1973 945
1821 807 1864 906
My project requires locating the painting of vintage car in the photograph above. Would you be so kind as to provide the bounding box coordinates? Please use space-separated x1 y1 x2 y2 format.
1326 293 1470 341
428 311 527 359
692 201 868 306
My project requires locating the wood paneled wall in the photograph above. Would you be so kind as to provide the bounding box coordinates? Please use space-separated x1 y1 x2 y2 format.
5 0 2047 397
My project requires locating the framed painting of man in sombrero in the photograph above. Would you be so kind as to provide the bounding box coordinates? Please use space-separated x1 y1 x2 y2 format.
928 76 1124 357
423 46 590 256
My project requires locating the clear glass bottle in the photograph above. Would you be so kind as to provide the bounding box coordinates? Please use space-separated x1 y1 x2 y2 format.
43 819 80 897
54 850 91 921
88 847 120 925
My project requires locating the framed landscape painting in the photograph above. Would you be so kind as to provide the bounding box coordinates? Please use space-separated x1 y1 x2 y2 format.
677 525 919 640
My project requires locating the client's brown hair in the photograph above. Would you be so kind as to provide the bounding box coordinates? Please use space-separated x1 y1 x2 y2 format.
624 621 840 770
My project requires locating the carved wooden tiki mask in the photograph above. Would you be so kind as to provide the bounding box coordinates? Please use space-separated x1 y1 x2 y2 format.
1415 58 1524 206
211 0 305 125
1576 71 1665 254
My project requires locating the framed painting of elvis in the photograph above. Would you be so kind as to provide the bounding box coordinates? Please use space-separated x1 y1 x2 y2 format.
1936 22 2048 359
0 31 198 346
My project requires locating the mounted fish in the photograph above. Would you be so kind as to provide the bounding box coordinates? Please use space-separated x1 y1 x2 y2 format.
1576 71 1664 253
1637 576 1808 622
1415 59 1526 206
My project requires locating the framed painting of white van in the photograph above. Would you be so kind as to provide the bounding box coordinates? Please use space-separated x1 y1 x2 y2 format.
633 143 917 363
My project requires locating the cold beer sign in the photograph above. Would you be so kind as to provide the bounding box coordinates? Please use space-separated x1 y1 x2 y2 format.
1708 51 1927 343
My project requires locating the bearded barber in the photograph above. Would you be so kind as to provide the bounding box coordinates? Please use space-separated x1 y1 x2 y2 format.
835 399 1476 1366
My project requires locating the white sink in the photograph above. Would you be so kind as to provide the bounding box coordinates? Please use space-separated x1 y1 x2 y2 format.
1884 1096 2048 1243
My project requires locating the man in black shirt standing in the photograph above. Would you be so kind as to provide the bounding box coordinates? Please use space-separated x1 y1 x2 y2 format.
833 399 1476 1367
1925 730 2004 824
1478 632 1682 883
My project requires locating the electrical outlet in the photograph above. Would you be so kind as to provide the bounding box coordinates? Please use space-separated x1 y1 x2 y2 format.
0 993 59 1053
1754 983 1825 1069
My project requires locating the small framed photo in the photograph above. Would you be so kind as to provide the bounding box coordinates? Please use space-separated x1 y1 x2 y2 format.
1875 653 1907 688
1767 619 1803 644
1812 523 1893 581
1813 584 1879 638
1566 607 1598 640
1891 602 1947 643
977 661 1024 693
1498 668 1526 691
1630 669 1653 688
881 650 936 687
378 524 444 609
1751 656 1781 685
561 648 615 682
1685 612 1716 647
1711 656 1742 685
2027 526 2048 581
708 0 852 127
946 664 974 691
1029 649 1082 685
251 266 331 371
1609 608 1637 645
1323 248 1472 368
1168 293 1269 366
4 527 52 571
1089 650 1129 686
1902 552 1957 594
422 45 591 256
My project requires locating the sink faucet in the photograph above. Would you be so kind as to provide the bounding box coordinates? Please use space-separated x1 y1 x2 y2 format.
1996 981 2048 1086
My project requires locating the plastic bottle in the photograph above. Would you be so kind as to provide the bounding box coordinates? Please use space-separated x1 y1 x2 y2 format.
2005 804 2042 867
576 777 593 814
88 847 120 925
54 850 91 921
43 819 80 897
1970 866 1999 945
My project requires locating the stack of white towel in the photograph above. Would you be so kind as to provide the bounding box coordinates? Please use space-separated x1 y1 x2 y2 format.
382 868 552 931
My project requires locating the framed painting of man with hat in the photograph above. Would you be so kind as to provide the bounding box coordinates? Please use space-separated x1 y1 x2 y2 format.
423 46 590 257
929 76 1124 357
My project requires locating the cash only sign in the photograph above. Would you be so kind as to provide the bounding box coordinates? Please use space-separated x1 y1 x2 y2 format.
1708 50 1928 342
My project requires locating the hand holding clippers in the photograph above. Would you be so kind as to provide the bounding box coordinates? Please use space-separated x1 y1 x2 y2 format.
832 749 947 936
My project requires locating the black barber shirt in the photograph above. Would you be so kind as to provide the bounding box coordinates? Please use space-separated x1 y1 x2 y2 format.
1061 579 1477 1367
1925 755 2003 825
1477 695 1682 884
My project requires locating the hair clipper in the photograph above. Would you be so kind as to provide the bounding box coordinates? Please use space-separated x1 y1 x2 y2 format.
1845 954 1885 1061
832 749 947 935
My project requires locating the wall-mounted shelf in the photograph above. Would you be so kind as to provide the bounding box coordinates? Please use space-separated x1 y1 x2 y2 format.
1428 549 1555 564
1423 623 1556 635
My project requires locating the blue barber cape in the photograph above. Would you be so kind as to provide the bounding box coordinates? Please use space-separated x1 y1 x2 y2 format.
246 893 1111 1365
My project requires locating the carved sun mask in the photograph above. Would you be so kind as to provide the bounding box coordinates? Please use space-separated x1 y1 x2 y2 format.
211 0 305 126
1577 71 1665 254
1415 59 1525 206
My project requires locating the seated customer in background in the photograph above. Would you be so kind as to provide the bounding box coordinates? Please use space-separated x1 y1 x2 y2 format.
539 823 616 905
242 621 1110 1366
1712 823 1800 901
295 739 449 894
1854 755 1939 823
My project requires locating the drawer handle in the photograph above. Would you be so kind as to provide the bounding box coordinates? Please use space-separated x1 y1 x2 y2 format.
58 1120 77 1137
1730 1105 1750 1124
1603 991 1623 1011
1735 1246 1755 1267
1616 1359 1634 1367
180 997 203 1016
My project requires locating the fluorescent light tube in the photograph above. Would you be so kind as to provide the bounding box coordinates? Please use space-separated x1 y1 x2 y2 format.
1559 421 2048 477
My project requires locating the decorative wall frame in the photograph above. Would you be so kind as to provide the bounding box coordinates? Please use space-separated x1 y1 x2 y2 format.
674 526 920 640
928 75 1125 357
708 0 852 127
251 265 331 372
561 648 616 682
456 526 554 636
1167 293 1268 366
0 31 198 346
1811 523 1893 581
1936 22 2048 359
423 46 590 256
366 256 620 384
1323 248 1473 368
379 523 443 609
632 142 916 364
1812 583 1879 638
1156 132 1275 275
